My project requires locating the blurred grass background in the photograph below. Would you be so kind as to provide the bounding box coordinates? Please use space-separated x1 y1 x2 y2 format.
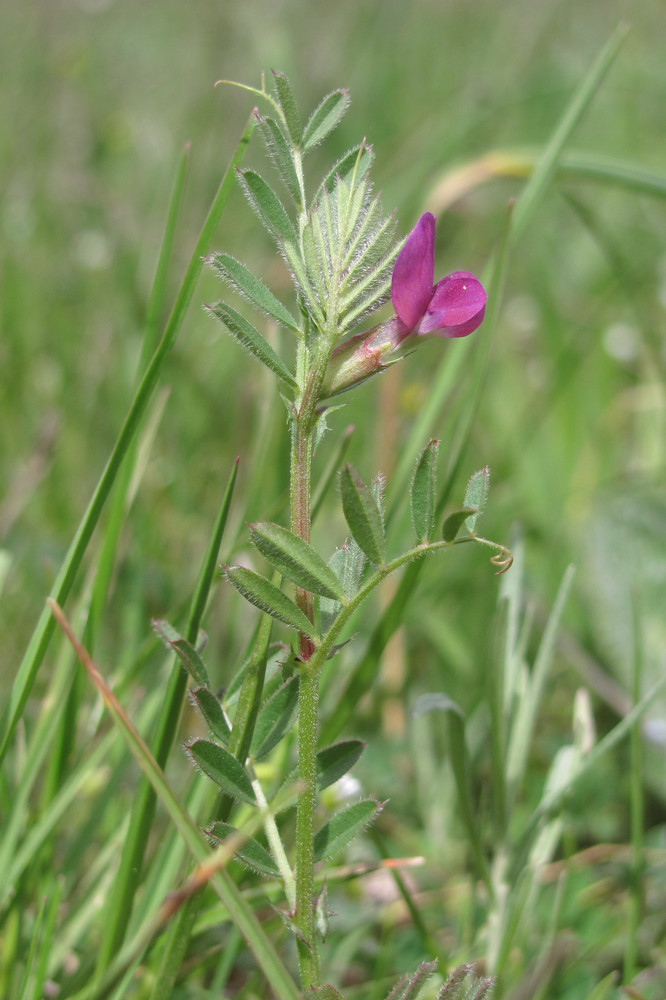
2 0 666 995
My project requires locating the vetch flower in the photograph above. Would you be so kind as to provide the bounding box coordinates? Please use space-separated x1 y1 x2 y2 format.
322 212 486 397
391 212 486 339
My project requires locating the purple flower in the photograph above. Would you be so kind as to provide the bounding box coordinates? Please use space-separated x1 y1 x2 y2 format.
391 212 486 339
321 212 485 397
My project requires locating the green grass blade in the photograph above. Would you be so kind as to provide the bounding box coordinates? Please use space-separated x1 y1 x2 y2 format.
149 593 276 1000
143 144 191 364
49 600 300 1000
387 349 467 526
0 730 115 911
556 149 666 198
0 114 256 763
16 898 45 1000
625 596 645 983
511 23 628 241
96 458 239 972
505 566 575 796
413 695 493 896
29 880 61 1000
87 143 188 639
512 670 666 880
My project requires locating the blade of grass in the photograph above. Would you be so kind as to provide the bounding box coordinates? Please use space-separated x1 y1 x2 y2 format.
432 148 666 210
624 595 644 984
44 388 170 813
386 349 466 528
511 23 628 241
0 113 256 763
505 566 576 798
369 829 444 967
17 896 46 1000
86 139 189 647
68 793 285 1000
150 589 276 1000
29 879 61 1000
511 669 666 881
126 771 212 936
48 599 300 1000
96 458 239 973
0 728 116 911
0 638 78 907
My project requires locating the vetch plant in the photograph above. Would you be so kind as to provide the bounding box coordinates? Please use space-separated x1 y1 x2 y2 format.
40 70 510 1000
197 70 509 993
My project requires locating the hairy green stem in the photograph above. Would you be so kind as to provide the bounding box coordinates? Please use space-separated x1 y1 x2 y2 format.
294 665 320 987
289 335 341 987
290 364 320 986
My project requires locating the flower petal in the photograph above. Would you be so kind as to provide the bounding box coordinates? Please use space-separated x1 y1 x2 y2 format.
391 212 435 330
416 271 486 338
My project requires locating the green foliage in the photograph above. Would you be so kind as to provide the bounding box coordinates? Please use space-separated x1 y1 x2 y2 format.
250 676 299 759
207 301 298 388
4 8 666 999
208 252 301 332
320 142 374 193
339 464 386 566
462 467 490 534
186 738 256 804
313 800 383 863
249 521 347 600
410 439 439 543
257 115 303 204
238 168 298 246
207 821 281 877
189 686 232 744
316 740 365 790
152 620 210 687
302 90 350 150
442 507 479 543
271 70 302 145
223 565 319 639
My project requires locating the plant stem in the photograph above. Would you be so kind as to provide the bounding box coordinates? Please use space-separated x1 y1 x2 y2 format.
290 344 326 988
291 415 316 662
294 664 321 987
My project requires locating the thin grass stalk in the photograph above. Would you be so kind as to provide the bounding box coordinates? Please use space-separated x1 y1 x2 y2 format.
96 459 239 974
0 115 255 763
624 595 644 984
510 23 628 241
49 600 300 1000
150 610 274 999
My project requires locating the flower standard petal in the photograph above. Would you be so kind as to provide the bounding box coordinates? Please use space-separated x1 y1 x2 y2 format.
391 212 436 330
416 271 486 338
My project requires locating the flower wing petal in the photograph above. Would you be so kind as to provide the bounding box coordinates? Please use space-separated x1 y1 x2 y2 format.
391 212 436 330
417 271 486 338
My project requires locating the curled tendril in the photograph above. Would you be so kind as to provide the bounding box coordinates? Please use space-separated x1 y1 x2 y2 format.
490 548 513 575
